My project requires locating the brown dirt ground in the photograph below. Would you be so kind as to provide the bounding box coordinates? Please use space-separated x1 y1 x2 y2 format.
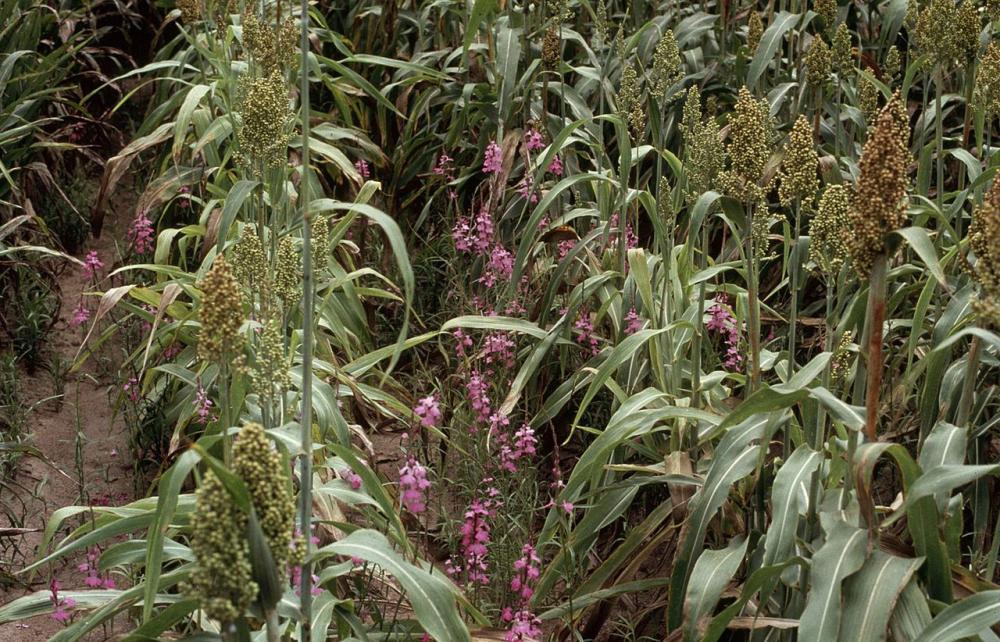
0 204 134 641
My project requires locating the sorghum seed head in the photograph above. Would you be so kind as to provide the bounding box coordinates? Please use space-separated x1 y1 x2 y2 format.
233 422 296 572
915 0 964 66
274 236 301 307
814 0 837 31
230 226 267 290
858 68 880 123
969 178 1000 327
957 0 981 61
974 42 1000 118
177 0 200 24
617 61 646 142
779 116 819 208
593 0 609 50
542 25 561 71
187 471 257 623
905 0 920 31
831 331 854 385
719 86 775 205
805 36 831 89
810 183 850 275
238 70 292 169
311 214 330 275
884 45 901 82
198 255 245 363
847 94 911 278
831 24 853 75
657 176 674 224
682 87 725 204
242 10 297 73
253 319 291 402
748 12 764 53
651 29 683 100
988 0 1000 23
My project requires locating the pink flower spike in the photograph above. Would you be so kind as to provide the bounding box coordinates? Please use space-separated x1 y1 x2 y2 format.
483 141 502 174
413 394 442 428
561 501 574 514
548 154 564 176
82 251 104 279
127 211 155 254
354 159 370 179
398 457 431 514
524 128 545 151
70 304 91 327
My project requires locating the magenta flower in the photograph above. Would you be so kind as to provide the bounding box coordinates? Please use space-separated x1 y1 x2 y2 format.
465 370 492 426
453 329 474 358
433 152 455 179
479 244 514 288
128 212 155 254
48 579 75 624
482 332 515 368
483 141 502 174
505 609 542 641
70 304 91 327
524 129 545 151
548 154 564 177
706 295 743 371
354 159 370 179
340 468 362 490
574 312 600 355
82 251 103 279
413 394 442 428
459 499 492 585
625 307 643 335
398 457 431 514
516 175 538 204
510 543 541 602
194 383 213 423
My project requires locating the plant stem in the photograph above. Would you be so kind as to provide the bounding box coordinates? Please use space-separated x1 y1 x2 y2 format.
935 66 945 211
297 0 315 637
955 336 981 428
747 203 762 393
863 254 887 442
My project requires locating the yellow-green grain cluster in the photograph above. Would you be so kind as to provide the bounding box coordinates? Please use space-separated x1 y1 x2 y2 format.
617 61 646 142
831 24 853 75
198 256 245 363
814 0 837 30
651 29 682 99
778 116 819 208
969 179 1000 327
242 10 297 73
719 86 774 205
847 95 911 277
811 184 850 275
681 86 724 205
858 69 880 123
253 319 291 401
747 12 763 53
542 26 561 71
238 71 292 169
187 471 257 623
805 37 831 89
274 236 302 307
233 422 296 571
975 43 1000 119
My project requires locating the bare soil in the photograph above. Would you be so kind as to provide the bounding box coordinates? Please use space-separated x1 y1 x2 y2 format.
0 207 134 641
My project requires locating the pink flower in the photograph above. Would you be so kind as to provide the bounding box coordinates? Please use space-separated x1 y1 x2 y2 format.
453 329 474 358
433 153 455 180
524 129 545 151
482 332 515 368
82 251 103 279
194 383 213 423
483 141 502 174
354 159 370 179
341 468 362 490
465 370 492 426
706 295 743 371
291 565 323 596
510 543 541 602
399 457 431 514
548 154 564 177
123 376 141 403
479 244 514 288
460 499 492 585
625 307 643 335
557 238 576 260
48 579 75 625
561 501 574 514
128 211 155 254
574 312 600 355
609 212 638 250
516 175 538 204
414 394 442 428
505 610 542 641
70 304 91 327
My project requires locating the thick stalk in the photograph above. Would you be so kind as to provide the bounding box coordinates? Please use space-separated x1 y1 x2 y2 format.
692 224 707 409
747 204 762 392
265 608 280 642
863 254 887 442
297 0 315 637
787 202 801 377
